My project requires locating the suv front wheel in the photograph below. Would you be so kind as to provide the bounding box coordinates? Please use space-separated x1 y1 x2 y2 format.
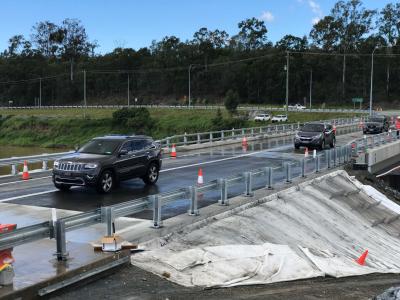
142 163 159 185
97 170 114 193
55 183 71 191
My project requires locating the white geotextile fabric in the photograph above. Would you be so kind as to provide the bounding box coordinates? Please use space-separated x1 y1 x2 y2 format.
132 243 323 287
131 170 400 287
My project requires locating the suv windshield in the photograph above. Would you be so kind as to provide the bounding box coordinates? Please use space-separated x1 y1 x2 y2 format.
78 139 121 155
370 117 384 123
301 124 324 132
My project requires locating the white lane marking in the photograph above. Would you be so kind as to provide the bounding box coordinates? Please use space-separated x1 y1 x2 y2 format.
0 189 58 203
160 149 267 172
376 165 400 178
0 150 268 203
0 176 52 187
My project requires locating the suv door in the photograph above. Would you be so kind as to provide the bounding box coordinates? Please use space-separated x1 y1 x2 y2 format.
130 139 150 177
325 124 333 144
115 141 136 179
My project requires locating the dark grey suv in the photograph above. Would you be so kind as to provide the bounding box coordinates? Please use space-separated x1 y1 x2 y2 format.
294 122 336 150
363 116 389 134
52 135 162 193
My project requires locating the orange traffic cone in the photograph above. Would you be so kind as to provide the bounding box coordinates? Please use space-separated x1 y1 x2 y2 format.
304 147 309 158
333 123 337 135
359 119 364 129
242 136 248 147
242 145 248 152
22 161 29 180
170 144 177 158
197 168 204 186
355 250 368 266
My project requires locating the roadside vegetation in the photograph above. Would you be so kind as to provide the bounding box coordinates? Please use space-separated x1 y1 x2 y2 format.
0 108 362 148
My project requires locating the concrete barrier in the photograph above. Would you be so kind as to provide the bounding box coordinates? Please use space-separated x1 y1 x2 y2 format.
368 140 400 174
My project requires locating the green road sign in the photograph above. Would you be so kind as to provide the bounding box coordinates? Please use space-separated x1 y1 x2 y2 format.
352 98 363 103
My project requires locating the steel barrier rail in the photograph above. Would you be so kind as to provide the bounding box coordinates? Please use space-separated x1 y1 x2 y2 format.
0 222 50 250
0 104 368 113
0 151 74 167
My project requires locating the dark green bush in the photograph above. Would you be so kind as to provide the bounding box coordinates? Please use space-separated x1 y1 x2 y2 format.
112 107 153 134
224 89 240 114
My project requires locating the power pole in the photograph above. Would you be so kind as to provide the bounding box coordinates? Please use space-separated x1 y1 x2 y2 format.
70 58 74 81
188 65 192 108
83 70 87 117
127 73 130 107
309 69 312 110
285 51 289 117
39 78 42 108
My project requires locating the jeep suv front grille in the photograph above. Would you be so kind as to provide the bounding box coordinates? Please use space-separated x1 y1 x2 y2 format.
58 163 83 171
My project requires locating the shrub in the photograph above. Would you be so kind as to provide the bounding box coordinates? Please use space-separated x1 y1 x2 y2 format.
112 107 153 134
224 89 240 114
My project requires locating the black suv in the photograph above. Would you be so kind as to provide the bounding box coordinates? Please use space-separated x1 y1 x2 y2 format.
52 135 162 193
363 115 389 134
294 122 336 150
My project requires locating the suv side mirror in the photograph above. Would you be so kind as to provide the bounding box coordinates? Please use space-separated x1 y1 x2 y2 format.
119 149 128 156
74 145 80 152
150 143 157 150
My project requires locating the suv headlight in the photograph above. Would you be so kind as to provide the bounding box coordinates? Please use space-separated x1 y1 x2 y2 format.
84 163 98 169
54 160 60 169
313 133 323 140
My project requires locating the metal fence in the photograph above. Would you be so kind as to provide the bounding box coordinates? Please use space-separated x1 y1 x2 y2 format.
0 117 365 175
0 104 368 114
2 126 394 261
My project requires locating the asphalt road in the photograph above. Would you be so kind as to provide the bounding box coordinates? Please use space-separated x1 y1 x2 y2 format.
0 132 362 219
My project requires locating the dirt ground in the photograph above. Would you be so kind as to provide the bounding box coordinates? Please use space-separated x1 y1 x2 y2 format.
52 167 400 300
51 263 400 300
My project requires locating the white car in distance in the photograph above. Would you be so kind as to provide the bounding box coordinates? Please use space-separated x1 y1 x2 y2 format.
254 113 271 121
271 115 288 123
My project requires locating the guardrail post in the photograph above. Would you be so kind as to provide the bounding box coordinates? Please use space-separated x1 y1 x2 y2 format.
209 132 213 143
11 164 17 176
265 167 273 189
231 128 235 137
197 133 201 144
244 172 254 197
151 195 163 228
55 220 68 261
285 162 292 183
218 178 228 205
188 186 199 215
42 160 48 170
101 207 115 236
300 158 306 177
221 131 224 141
251 128 254 136
242 128 245 136
183 133 188 145
166 138 170 148
315 155 320 172
333 148 337 166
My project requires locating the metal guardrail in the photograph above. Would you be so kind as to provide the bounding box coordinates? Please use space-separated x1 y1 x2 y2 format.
2 123 392 261
0 117 366 175
0 104 368 114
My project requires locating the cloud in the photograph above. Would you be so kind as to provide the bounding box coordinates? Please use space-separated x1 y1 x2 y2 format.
307 0 323 24
259 10 275 23
311 17 321 25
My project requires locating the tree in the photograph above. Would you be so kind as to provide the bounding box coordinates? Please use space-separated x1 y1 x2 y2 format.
378 3 400 46
276 35 309 51
31 21 62 57
224 90 240 114
235 17 269 50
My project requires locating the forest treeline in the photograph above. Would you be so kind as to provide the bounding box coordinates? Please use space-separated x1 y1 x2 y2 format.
1 0 400 108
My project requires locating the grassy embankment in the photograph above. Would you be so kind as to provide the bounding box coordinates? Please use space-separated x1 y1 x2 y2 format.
0 108 362 148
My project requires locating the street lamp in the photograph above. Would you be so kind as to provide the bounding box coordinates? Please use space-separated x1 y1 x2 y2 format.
30 74 42 108
285 51 290 117
369 45 398 116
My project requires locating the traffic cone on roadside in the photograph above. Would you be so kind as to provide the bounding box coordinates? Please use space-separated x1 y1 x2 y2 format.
197 168 204 186
170 144 177 158
304 147 309 158
355 249 368 266
242 136 248 147
22 161 29 180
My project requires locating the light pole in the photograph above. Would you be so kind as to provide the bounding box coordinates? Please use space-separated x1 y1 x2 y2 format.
285 51 290 117
370 45 399 116
127 73 130 107
39 77 42 108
